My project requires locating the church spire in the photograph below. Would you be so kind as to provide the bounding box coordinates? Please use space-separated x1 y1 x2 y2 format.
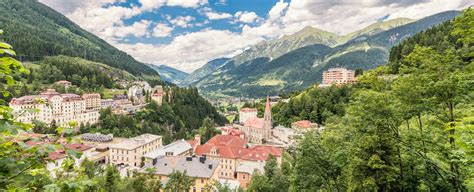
264 95 272 124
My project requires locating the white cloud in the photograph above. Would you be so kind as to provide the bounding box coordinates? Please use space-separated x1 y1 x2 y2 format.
279 0 472 35
170 16 195 28
139 0 166 11
153 23 174 37
235 11 260 23
115 29 264 72
167 0 208 8
205 11 232 20
109 20 151 38
268 0 289 21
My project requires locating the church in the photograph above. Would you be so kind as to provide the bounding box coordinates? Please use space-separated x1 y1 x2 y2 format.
240 96 273 144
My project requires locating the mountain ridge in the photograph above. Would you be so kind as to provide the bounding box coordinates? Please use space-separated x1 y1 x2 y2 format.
191 10 460 98
147 64 189 86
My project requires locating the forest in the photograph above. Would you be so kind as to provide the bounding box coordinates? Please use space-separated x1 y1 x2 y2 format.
250 8 473 191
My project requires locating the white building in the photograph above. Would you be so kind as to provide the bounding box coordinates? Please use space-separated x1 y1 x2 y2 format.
143 139 192 165
9 89 100 127
319 67 356 87
239 108 257 124
109 134 162 167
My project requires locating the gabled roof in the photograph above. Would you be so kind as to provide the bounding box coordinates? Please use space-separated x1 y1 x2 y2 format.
141 156 219 178
194 135 283 161
244 117 264 129
144 139 192 159
240 108 257 112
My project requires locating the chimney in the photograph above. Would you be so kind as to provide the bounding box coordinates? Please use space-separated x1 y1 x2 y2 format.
199 156 206 164
152 158 157 165
186 157 192 161
208 164 213 169
194 134 201 145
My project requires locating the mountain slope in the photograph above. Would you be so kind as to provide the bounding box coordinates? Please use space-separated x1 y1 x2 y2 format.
184 58 230 85
147 64 189 86
193 11 460 98
0 0 159 78
230 27 339 67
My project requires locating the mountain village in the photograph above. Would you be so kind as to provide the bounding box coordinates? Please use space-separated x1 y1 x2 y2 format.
8 67 355 191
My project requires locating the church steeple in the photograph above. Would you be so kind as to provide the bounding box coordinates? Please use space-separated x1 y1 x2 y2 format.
263 95 272 128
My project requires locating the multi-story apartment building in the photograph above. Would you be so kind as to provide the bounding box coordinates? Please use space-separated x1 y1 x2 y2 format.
239 108 257 124
109 134 162 167
82 93 101 110
140 156 220 192
9 89 100 127
319 67 356 87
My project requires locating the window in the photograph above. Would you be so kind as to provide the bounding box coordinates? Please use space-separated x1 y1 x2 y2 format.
201 178 204 184
192 187 196 192
243 175 246 180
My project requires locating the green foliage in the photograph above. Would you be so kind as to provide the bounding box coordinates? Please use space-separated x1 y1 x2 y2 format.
248 154 289 192
165 170 194 192
272 85 352 126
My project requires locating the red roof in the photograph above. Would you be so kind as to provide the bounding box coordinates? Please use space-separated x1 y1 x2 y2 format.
240 108 257 112
244 117 264 129
292 120 314 128
194 135 282 161
219 126 244 136
64 143 93 151
49 150 67 160
241 145 282 161
205 135 247 147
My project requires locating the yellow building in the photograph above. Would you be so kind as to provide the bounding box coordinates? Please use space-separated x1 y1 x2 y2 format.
140 156 220 192
82 93 101 110
109 134 162 167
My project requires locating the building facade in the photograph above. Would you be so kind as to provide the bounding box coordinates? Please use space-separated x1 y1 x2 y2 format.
151 85 164 105
109 134 162 167
82 93 101 110
9 89 100 127
319 67 356 87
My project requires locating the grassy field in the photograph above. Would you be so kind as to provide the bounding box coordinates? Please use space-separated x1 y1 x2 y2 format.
102 88 126 99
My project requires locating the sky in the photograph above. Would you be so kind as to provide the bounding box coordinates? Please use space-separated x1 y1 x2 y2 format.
39 0 472 73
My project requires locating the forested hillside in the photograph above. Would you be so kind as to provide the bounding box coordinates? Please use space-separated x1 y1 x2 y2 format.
0 0 159 78
257 9 473 191
193 11 460 98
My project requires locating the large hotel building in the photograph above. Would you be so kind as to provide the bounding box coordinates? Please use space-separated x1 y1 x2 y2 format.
9 89 100 127
319 67 356 87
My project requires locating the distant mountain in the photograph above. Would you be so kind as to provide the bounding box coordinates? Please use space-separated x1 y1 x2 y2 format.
192 11 459 98
184 58 230 85
0 0 159 79
147 64 189 86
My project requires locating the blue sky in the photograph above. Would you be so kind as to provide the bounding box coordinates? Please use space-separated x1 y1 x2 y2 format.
40 0 471 72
